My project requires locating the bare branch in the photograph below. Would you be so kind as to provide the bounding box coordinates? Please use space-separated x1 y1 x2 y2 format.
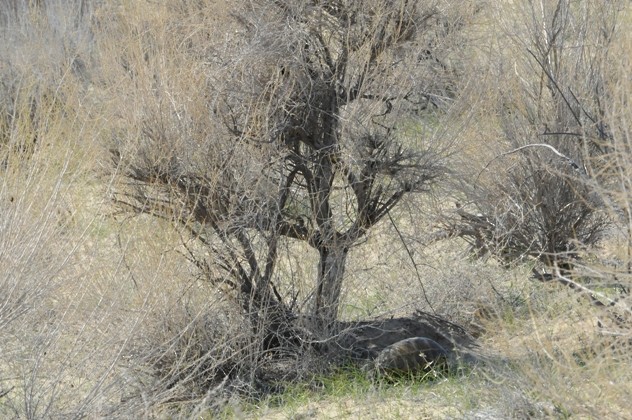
479 143 585 180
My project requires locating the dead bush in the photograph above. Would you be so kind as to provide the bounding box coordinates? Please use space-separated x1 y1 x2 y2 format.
442 0 618 277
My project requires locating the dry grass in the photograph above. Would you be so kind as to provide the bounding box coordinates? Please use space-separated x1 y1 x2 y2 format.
0 1 630 418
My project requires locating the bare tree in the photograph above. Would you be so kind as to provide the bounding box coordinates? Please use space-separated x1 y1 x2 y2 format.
112 0 470 345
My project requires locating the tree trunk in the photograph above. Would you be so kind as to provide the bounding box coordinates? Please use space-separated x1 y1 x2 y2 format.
312 244 349 330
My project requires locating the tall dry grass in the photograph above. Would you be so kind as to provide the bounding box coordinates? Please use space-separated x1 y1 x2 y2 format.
0 1 195 417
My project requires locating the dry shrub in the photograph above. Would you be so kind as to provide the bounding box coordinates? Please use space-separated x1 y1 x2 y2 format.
0 84 102 418
0 2 133 418
452 5 632 416
0 149 71 419
442 0 619 275
0 0 95 348
114 295 248 415
113 276 332 418
392 4 632 417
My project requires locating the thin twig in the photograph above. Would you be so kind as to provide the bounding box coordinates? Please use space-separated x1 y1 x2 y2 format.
551 265 617 307
477 142 584 183
387 212 435 314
